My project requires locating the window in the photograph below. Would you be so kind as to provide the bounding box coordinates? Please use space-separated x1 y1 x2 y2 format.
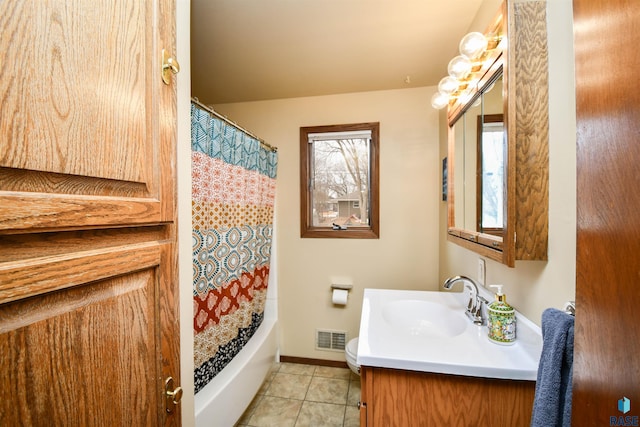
300 122 379 238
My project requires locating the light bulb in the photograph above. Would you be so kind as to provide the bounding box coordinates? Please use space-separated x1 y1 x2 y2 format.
438 76 459 95
459 32 488 59
431 92 449 109
448 55 472 80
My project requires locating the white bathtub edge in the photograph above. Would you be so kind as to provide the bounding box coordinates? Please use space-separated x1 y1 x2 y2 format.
195 315 277 427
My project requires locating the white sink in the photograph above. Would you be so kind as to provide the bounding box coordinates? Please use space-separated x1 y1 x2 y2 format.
357 288 543 381
382 300 467 338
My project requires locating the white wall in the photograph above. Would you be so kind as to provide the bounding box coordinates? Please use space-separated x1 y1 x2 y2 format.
439 0 577 325
215 87 441 360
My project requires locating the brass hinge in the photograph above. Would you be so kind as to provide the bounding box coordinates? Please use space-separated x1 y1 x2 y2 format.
164 376 183 413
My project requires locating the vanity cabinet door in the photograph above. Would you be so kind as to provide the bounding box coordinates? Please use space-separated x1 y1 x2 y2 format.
361 366 535 427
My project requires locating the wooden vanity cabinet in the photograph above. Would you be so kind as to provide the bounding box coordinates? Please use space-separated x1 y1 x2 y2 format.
359 366 535 427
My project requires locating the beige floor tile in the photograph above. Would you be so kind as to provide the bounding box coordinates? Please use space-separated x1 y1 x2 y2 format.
343 405 361 427
279 362 316 376
305 376 349 404
235 394 264 426
270 362 282 374
248 396 302 427
265 372 312 400
257 377 271 396
347 379 361 407
235 363 359 426
314 366 351 380
294 401 345 427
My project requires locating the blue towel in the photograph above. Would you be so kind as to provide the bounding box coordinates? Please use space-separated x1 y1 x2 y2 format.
531 308 575 427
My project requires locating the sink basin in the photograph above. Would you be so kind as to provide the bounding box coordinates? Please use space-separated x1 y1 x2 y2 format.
382 299 467 338
357 289 543 381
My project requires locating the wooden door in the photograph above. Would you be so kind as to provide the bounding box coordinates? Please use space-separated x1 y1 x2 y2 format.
0 1 180 425
573 0 640 423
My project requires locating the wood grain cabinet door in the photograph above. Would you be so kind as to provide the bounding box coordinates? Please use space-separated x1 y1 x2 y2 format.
361 366 534 427
0 1 180 425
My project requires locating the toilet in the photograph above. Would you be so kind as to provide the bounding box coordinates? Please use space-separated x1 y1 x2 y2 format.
345 337 360 375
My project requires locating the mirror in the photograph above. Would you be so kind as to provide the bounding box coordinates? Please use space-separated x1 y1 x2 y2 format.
449 67 507 241
445 0 550 267
447 58 506 257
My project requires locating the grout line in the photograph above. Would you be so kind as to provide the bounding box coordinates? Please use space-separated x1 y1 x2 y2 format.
237 362 360 426
342 404 348 427
292 397 303 427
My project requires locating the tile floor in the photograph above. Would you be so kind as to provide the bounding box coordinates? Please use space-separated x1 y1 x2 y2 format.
235 362 361 427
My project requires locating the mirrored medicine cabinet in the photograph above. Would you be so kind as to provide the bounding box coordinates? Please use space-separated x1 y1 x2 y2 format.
446 0 550 267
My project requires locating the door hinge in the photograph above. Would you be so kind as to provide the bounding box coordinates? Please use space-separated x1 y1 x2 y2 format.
164 376 183 413
161 49 180 85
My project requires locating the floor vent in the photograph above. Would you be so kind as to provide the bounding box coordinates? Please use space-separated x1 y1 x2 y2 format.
315 329 347 352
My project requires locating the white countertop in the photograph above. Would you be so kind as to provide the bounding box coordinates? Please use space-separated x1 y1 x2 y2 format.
356 288 542 381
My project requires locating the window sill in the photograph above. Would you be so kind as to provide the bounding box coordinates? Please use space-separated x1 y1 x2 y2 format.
301 227 379 239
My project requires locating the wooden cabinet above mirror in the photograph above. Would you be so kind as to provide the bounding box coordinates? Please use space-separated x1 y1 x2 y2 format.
446 0 549 267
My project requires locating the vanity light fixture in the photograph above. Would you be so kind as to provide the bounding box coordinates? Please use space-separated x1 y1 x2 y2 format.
459 32 489 60
438 76 459 95
431 30 504 110
447 55 473 80
431 92 450 110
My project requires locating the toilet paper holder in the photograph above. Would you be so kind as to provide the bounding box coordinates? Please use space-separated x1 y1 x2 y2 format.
331 284 353 291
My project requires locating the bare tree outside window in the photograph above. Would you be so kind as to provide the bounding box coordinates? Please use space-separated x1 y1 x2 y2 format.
300 123 379 239
311 138 370 227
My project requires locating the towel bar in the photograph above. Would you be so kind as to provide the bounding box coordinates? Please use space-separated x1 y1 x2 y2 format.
563 301 576 316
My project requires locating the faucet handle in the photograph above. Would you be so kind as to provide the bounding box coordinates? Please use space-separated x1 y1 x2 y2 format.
466 298 475 311
474 296 488 326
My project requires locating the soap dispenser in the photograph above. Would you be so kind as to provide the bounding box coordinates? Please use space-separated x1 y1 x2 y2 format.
487 285 516 345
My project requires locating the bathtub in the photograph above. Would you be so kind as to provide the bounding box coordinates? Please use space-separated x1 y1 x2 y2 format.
194 299 278 426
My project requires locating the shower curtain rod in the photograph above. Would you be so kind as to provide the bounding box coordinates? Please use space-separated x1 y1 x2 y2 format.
191 97 278 152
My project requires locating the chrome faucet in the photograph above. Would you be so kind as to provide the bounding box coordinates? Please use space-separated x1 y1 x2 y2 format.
443 275 487 325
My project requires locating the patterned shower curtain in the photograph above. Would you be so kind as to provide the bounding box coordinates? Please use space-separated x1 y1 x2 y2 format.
191 103 277 394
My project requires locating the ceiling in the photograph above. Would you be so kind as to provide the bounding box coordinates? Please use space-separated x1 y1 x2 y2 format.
191 0 486 105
